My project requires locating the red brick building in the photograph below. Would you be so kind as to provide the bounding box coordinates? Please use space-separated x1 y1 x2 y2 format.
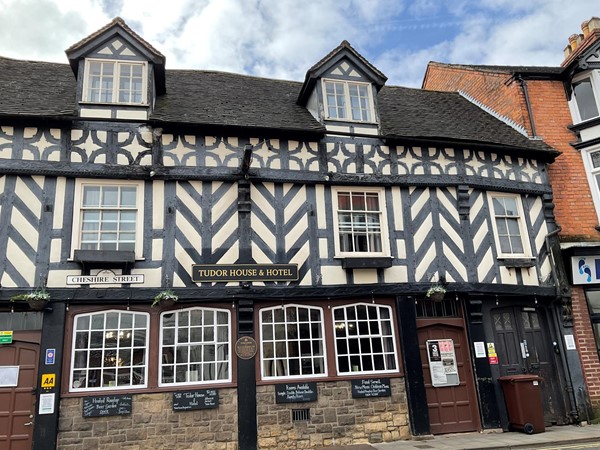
423 17 600 413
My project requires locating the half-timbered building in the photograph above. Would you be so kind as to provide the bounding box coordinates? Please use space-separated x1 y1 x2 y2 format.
0 18 581 450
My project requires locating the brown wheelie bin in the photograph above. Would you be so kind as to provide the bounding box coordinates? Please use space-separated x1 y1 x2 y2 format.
498 374 545 434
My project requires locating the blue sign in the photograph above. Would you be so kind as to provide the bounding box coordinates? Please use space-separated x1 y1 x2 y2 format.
45 348 55 365
572 256 600 284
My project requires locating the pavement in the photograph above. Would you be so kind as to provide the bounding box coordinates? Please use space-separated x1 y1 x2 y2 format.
318 423 600 450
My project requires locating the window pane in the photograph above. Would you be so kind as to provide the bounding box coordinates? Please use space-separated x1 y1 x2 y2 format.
573 78 599 121
260 305 325 379
70 311 148 391
160 308 231 385
332 303 398 375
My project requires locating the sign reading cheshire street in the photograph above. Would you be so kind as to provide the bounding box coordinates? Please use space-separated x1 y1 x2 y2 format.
66 274 145 285
192 264 298 282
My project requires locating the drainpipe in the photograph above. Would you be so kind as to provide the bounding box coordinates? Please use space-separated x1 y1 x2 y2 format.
544 226 562 298
517 75 538 138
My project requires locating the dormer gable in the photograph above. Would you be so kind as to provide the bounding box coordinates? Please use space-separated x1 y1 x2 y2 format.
65 17 166 119
297 41 387 133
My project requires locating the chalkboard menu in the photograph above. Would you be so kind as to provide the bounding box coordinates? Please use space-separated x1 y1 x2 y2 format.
351 378 392 398
275 382 317 403
83 395 132 417
173 389 219 411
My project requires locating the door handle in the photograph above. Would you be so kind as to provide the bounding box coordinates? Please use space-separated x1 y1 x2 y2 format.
24 421 33 426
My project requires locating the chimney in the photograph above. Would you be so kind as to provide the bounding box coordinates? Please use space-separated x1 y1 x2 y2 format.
563 44 572 59
569 34 579 51
589 17 600 33
582 20 590 37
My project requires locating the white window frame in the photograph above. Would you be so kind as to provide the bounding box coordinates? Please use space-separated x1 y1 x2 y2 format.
569 71 600 124
69 310 149 392
581 144 600 223
82 58 148 105
332 187 390 258
259 304 327 381
332 302 399 376
322 78 376 123
71 179 144 259
159 307 232 387
488 193 531 258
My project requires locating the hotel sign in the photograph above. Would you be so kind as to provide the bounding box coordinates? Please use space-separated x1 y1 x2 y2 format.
66 274 145 285
192 264 298 282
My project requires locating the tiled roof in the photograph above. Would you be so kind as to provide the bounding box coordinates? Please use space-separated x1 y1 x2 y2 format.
378 86 555 152
152 70 324 133
427 61 564 76
0 56 556 154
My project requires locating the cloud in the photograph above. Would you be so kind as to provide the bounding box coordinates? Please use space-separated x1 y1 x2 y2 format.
0 0 598 89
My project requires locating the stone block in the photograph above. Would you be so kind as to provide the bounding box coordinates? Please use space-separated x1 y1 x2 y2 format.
337 414 356 426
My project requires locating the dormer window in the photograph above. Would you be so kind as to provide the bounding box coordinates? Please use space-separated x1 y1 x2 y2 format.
83 59 147 104
323 79 374 122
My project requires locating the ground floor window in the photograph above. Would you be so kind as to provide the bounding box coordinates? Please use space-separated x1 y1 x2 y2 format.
67 305 233 393
585 290 600 357
258 301 401 381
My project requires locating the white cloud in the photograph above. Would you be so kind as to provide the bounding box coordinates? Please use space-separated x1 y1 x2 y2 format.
0 0 598 88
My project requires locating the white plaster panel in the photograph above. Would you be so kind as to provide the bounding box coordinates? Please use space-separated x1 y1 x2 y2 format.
152 238 163 261
383 266 408 284
50 238 62 263
47 270 81 288
443 242 467 281
152 180 165 230
7 239 35 286
499 267 519 285
521 267 539 286
130 268 162 287
174 241 195 286
352 269 378 284
116 110 147 120
316 185 327 229
320 265 347 285
415 242 436 282
79 108 112 118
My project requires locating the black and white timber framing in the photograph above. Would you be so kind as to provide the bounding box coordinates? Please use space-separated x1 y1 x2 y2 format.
0 17 579 450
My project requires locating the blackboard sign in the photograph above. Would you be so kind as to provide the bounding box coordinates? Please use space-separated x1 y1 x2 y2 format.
82 395 132 417
275 382 317 403
351 378 392 398
172 389 219 411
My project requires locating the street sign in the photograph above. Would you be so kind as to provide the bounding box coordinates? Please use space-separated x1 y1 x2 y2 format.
0 331 13 344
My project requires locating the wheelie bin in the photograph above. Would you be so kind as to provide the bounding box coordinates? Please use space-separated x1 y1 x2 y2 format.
498 374 545 434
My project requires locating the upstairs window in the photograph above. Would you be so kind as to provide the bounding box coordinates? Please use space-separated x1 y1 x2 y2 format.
72 180 144 257
490 194 529 257
573 77 599 122
83 59 146 104
333 188 389 257
323 79 374 122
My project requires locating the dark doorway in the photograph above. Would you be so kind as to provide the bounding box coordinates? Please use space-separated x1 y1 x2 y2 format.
492 306 569 425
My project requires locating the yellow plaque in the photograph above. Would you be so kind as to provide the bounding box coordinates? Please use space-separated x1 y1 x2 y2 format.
41 373 56 389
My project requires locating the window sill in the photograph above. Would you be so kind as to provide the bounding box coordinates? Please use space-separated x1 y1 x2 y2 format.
497 257 536 268
340 257 393 269
74 249 136 271
79 101 149 107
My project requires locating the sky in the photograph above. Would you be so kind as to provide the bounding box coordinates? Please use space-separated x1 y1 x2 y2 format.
0 0 597 88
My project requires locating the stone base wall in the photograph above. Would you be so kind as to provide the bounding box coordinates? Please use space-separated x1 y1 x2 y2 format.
256 378 410 449
56 390 238 450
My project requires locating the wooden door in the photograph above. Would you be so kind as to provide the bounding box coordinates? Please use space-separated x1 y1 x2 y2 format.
0 332 40 450
417 319 480 434
492 307 568 425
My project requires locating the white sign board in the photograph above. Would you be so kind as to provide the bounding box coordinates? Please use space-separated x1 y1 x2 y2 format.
572 256 600 284
426 339 459 387
66 274 144 285
0 366 19 387
39 393 55 415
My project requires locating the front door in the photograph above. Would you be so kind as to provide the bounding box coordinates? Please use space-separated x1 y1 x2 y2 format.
417 318 481 434
0 331 40 450
492 306 568 425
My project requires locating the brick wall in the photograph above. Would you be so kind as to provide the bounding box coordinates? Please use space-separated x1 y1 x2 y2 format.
56 390 238 450
423 63 600 241
572 287 600 405
256 378 409 449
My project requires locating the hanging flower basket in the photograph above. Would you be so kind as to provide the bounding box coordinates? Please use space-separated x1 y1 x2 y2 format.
10 290 50 311
152 290 178 308
426 284 446 302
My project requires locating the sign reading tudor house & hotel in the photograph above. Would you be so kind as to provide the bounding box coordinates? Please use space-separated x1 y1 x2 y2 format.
192 264 298 282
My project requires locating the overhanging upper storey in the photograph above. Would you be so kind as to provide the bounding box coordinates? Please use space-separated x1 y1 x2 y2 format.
297 41 387 136
65 17 166 121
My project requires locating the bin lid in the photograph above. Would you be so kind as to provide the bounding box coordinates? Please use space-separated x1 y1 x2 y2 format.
498 374 543 383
